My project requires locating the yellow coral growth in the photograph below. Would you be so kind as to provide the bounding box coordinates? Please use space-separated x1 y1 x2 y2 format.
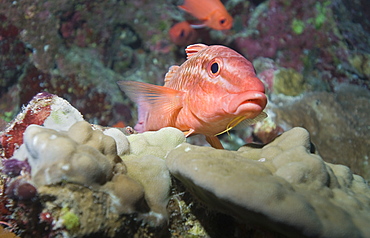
0 226 20 238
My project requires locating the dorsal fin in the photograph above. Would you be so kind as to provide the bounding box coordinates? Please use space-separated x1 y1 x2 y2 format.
206 136 224 149
164 65 180 83
178 4 190 14
185 43 208 59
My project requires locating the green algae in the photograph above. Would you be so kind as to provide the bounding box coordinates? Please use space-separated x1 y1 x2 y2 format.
291 19 305 35
60 207 80 230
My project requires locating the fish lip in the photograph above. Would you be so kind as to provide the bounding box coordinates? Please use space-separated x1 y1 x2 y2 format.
225 91 267 116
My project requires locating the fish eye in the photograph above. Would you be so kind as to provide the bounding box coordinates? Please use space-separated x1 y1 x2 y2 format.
179 29 185 38
220 18 226 25
207 59 222 78
211 62 219 74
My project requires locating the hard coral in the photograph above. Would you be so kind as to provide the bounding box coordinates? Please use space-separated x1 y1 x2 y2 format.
15 121 119 187
272 84 370 181
123 127 186 226
166 127 370 237
1 93 188 236
26 126 186 235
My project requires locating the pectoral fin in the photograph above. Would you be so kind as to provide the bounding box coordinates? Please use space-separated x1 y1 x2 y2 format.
183 128 195 137
206 136 224 149
233 112 268 130
117 80 184 132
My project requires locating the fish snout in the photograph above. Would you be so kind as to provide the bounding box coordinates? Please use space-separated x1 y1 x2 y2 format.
224 91 267 117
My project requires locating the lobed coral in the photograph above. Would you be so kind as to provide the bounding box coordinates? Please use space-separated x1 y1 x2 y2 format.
271 84 370 181
166 127 370 237
1 93 186 237
14 121 120 187
122 127 186 226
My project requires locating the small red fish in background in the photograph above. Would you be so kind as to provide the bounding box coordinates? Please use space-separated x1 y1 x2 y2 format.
118 44 267 149
112 121 126 128
168 21 198 46
178 0 233 30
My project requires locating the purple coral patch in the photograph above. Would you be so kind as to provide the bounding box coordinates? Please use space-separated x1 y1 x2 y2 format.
34 91 54 99
2 159 31 177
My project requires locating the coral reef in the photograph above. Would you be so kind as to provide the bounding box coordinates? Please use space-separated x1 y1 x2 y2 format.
271 84 370 181
232 0 369 92
1 92 83 158
123 128 186 226
1 91 370 237
15 121 120 187
233 0 338 71
0 93 185 237
0 0 370 237
0 0 180 128
0 15 28 97
166 127 370 237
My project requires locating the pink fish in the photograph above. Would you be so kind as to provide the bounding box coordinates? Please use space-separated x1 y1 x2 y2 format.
118 44 267 149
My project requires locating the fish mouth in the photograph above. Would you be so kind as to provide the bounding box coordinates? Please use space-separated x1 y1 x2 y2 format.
224 91 267 116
